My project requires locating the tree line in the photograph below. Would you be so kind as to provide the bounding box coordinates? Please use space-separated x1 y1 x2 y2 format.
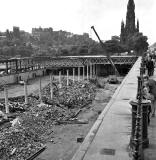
0 27 149 58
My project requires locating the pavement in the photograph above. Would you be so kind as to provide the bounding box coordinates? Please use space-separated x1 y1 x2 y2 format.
72 58 141 160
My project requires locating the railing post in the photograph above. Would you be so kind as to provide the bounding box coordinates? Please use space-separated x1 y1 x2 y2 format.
131 76 144 159
130 99 150 149
130 57 151 160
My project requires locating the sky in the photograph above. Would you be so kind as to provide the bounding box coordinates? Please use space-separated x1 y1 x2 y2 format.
0 0 155 45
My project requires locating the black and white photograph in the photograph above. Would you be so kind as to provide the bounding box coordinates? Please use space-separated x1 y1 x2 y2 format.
0 0 156 159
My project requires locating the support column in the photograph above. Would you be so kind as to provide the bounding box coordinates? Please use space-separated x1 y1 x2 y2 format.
15 59 18 73
67 70 69 86
73 68 75 83
6 62 8 74
39 77 42 103
87 65 89 80
50 74 53 100
4 85 9 114
24 81 28 104
83 66 85 80
78 67 80 82
90 63 92 79
92 64 95 78
9 62 12 74
59 71 62 88
95 64 98 77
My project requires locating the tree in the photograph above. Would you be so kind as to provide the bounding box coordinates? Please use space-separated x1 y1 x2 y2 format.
103 39 126 54
77 45 88 55
127 32 149 55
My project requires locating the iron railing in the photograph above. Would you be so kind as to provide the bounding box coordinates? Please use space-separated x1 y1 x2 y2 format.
131 55 147 160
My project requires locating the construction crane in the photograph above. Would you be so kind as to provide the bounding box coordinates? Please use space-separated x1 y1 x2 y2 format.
91 26 120 77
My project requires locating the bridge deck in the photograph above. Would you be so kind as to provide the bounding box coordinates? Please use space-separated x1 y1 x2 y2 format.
72 58 141 160
0 56 137 75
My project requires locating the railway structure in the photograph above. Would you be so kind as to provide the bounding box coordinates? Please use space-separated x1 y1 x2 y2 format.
0 55 138 85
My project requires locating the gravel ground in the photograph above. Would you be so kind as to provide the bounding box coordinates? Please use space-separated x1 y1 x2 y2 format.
35 77 123 160
0 75 123 160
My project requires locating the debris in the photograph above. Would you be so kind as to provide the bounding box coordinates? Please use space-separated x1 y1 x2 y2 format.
10 148 16 155
77 136 84 143
0 79 96 159
0 111 7 119
108 75 118 84
26 145 46 160
10 117 21 127
57 119 88 125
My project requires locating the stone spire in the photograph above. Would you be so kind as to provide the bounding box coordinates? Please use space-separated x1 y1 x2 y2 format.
120 20 126 43
125 0 136 36
136 19 139 32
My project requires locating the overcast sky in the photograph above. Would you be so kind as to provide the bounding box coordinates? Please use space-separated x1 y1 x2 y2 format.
0 0 155 44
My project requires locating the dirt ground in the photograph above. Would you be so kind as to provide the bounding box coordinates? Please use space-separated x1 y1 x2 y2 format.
35 77 123 160
0 76 51 98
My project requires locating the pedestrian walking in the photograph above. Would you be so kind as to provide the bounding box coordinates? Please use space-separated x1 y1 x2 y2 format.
146 57 154 76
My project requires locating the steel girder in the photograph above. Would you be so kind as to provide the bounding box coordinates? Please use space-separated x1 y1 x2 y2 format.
0 56 138 75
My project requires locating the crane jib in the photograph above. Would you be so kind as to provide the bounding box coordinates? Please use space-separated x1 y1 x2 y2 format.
91 26 119 76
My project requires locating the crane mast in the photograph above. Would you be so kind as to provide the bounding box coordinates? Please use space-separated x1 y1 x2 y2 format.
91 26 119 76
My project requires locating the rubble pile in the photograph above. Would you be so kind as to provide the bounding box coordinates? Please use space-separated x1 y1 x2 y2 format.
0 102 26 113
0 105 75 160
0 79 96 159
0 123 43 160
41 80 96 108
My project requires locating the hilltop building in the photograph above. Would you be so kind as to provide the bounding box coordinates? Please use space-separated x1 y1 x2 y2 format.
32 27 53 40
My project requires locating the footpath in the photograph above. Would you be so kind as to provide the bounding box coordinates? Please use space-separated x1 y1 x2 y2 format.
72 58 141 160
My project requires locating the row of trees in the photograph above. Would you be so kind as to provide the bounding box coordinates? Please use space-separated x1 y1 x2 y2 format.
60 32 149 56
102 32 148 56
0 27 149 58
0 37 33 58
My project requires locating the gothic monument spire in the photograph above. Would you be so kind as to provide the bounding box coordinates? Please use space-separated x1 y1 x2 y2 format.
125 0 136 35
120 0 139 44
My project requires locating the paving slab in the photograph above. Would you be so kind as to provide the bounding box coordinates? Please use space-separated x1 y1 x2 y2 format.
72 57 141 160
